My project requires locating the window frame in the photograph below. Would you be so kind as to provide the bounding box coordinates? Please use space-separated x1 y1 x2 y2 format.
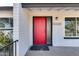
0 17 13 55
64 17 79 39
0 17 13 30
0 17 13 39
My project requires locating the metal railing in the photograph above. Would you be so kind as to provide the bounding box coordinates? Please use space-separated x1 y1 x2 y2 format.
0 40 18 56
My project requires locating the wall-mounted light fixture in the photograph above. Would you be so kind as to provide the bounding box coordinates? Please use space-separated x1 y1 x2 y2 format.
55 17 58 21
54 17 61 25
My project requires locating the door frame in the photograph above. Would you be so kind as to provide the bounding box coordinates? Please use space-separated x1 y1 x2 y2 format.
46 16 52 46
33 16 52 46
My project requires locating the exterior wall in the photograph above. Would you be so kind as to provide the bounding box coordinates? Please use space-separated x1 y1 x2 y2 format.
13 4 20 56
0 10 12 17
23 9 79 47
13 3 32 56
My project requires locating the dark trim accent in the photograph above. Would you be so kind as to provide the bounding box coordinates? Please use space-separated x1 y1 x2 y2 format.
15 41 17 56
51 17 52 46
33 16 34 44
64 37 79 39
0 29 13 30
22 3 79 8
45 17 47 45
0 7 13 10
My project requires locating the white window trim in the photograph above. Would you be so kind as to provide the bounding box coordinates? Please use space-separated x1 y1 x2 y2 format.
64 17 79 38
0 17 13 30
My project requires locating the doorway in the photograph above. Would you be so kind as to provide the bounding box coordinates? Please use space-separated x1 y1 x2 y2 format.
33 16 52 46
30 16 52 50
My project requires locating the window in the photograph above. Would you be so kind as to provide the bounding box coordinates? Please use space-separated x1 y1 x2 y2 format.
65 17 79 38
0 17 13 55
77 18 79 36
0 18 13 29
0 17 13 42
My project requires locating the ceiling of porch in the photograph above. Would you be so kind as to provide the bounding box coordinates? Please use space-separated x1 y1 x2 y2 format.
26 7 79 11
22 3 79 11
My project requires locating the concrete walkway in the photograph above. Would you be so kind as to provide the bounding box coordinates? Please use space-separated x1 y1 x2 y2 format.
25 46 79 56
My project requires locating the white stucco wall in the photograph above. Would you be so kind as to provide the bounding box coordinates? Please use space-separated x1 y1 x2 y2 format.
13 4 19 56
23 9 79 47
13 3 32 56
0 10 13 17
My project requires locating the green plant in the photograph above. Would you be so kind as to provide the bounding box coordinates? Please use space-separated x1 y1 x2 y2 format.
0 31 11 47
65 20 76 36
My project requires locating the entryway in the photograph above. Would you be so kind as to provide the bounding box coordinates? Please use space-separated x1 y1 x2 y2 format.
30 16 52 50
26 47 79 56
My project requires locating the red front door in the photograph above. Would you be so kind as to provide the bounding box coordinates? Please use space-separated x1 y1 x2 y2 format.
33 17 46 44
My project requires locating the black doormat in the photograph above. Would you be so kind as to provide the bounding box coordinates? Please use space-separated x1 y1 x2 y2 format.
30 45 49 51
